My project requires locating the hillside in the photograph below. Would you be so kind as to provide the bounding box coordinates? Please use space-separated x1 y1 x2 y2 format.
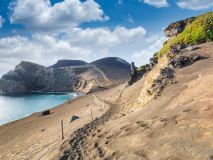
2 42 212 160
0 57 131 94
50 60 88 68
45 41 213 160
0 12 213 160
50 12 213 159
90 57 131 83
157 11 213 58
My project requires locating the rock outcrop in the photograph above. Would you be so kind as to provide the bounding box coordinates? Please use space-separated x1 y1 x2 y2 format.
158 12 213 58
164 17 195 37
137 44 200 107
0 57 131 94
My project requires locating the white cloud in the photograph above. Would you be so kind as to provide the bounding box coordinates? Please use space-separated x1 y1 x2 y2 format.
177 0 213 10
63 26 146 50
145 33 162 43
125 14 134 23
9 0 109 35
0 15 5 28
0 26 146 76
131 35 168 66
143 0 169 8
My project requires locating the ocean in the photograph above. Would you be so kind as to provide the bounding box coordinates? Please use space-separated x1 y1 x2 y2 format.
0 93 82 126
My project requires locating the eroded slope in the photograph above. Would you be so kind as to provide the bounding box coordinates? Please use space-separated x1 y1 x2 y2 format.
53 42 213 160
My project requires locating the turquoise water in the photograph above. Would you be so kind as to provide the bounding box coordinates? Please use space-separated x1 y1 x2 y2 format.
0 93 78 126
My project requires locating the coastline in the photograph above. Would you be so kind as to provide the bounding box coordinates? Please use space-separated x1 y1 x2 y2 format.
0 87 112 159
0 91 86 126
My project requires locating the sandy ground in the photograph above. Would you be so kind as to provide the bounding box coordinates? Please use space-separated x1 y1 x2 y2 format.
1 42 213 160
0 91 110 159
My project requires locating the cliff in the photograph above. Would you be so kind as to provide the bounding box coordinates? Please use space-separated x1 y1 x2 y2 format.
164 17 195 37
0 57 131 94
157 11 213 58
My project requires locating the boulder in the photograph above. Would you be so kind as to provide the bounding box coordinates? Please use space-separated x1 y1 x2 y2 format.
42 110 50 115
186 46 198 51
150 57 158 67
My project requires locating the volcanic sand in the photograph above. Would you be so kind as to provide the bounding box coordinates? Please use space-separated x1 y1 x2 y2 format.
1 42 213 160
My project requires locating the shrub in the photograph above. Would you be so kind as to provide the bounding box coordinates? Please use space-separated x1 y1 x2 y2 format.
138 64 148 69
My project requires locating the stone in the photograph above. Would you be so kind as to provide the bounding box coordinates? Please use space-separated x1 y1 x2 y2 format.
42 110 50 115
186 46 198 51
150 57 158 66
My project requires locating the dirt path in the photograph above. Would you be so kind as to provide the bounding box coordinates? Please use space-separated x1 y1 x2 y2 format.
92 65 109 82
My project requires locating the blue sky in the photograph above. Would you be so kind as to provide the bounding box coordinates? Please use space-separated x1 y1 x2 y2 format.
0 0 213 76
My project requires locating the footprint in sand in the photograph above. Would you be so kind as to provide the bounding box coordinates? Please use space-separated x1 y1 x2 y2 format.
160 115 178 126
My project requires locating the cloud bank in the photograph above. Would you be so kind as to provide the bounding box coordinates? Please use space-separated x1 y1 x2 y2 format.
177 0 213 10
143 0 169 8
0 26 147 75
9 0 109 35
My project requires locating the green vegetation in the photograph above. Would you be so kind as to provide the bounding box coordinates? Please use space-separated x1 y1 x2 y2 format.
156 11 213 58
138 64 148 69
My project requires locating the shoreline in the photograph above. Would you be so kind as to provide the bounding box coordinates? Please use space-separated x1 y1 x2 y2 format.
0 91 96 159
0 91 86 126
0 86 114 159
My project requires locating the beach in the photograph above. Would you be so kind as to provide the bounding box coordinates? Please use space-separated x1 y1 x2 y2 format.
1 42 213 160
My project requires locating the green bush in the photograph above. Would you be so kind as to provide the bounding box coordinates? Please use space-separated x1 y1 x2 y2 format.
138 64 148 69
156 11 213 58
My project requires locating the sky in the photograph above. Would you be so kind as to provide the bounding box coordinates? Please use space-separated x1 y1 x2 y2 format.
0 0 213 77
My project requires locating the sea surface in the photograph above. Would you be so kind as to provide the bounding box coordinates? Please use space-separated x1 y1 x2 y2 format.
0 93 82 126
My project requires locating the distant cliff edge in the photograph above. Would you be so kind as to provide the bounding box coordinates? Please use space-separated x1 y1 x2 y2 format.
0 57 131 94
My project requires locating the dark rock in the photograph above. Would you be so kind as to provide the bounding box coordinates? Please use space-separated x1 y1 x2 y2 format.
150 57 158 67
147 90 152 95
164 17 195 37
42 110 50 115
126 62 137 87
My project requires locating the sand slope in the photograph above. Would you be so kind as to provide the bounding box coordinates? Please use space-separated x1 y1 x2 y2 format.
53 42 213 160
0 42 213 160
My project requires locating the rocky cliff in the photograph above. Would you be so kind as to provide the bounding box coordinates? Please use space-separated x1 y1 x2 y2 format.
0 57 131 94
157 11 213 58
164 17 195 37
